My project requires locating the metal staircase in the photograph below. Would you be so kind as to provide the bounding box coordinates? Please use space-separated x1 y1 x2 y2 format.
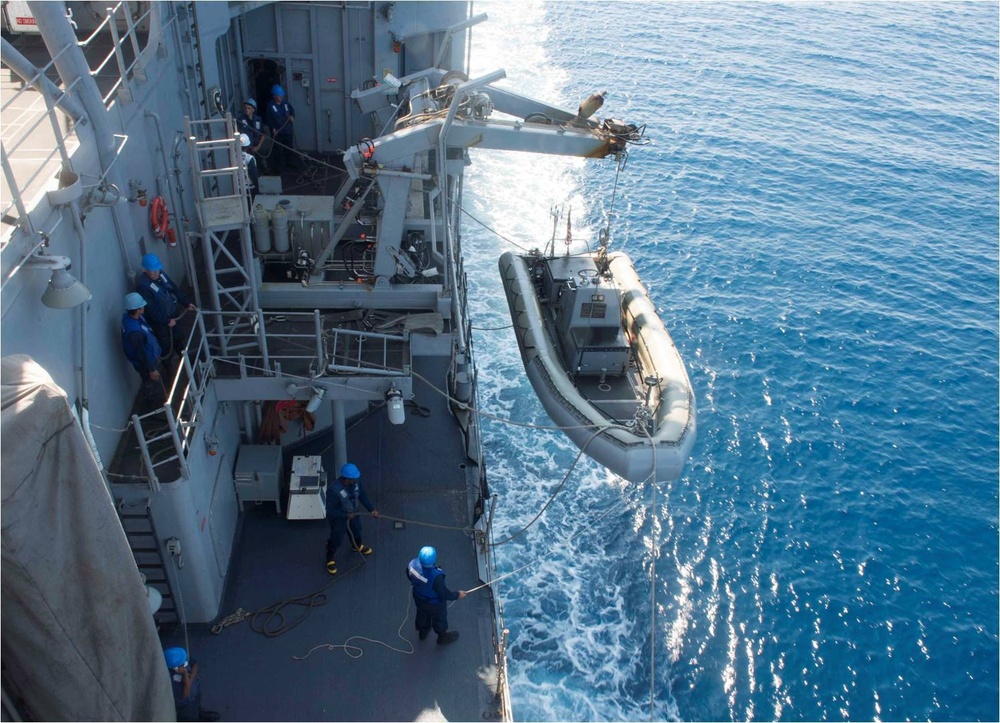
118 499 180 627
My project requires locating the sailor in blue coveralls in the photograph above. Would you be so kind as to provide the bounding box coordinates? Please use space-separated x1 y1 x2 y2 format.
325 462 380 575
265 84 298 173
407 546 466 645
236 98 264 153
121 292 164 407
136 253 196 361
164 647 219 721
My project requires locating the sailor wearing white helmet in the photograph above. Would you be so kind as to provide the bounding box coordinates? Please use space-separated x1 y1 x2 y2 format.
120 292 164 408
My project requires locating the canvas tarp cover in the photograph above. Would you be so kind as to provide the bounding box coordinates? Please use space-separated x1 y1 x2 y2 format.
1 354 175 721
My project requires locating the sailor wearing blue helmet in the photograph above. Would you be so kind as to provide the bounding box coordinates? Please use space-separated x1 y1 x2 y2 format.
324 462 380 575
407 545 467 644
136 253 196 362
163 647 220 721
265 83 299 173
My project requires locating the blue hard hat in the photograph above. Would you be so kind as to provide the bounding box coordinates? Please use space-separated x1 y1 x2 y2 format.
244 98 257 109
418 546 437 568
340 462 361 479
141 253 162 272
124 292 146 311
164 647 187 669
271 84 285 97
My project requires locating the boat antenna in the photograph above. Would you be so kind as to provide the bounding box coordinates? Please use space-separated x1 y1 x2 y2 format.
564 206 572 257
546 205 560 257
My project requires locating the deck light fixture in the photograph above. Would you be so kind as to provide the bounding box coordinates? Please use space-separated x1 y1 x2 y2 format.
20 254 92 309
386 385 405 425
41 267 92 308
305 386 326 414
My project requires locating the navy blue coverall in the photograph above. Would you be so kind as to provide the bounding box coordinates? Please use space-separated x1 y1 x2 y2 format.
136 269 192 358
325 476 375 561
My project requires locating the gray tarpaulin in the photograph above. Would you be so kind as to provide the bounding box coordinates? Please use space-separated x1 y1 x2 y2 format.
1 355 175 721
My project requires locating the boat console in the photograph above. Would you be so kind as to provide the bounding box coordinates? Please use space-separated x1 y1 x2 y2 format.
534 256 631 378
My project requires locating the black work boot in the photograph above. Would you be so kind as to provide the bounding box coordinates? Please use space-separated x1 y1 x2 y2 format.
437 630 459 645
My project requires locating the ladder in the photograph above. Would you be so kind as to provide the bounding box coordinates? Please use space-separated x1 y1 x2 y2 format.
184 115 259 357
118 499 179 627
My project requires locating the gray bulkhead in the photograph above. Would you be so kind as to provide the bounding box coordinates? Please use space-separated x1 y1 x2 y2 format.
2 1 472 623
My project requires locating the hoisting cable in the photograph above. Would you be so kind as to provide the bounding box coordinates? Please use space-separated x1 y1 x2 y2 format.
411 367 618 433
604 150 629 250
644 429 659 722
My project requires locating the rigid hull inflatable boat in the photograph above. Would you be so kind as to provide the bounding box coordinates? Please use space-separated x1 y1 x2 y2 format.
499 249 696 483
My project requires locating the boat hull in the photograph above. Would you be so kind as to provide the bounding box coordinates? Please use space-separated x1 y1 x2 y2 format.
499 251 696 482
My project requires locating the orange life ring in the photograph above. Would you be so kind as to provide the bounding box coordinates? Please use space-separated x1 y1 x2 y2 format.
150 196 177 247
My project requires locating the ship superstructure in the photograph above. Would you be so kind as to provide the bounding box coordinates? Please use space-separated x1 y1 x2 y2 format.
1 2 644 719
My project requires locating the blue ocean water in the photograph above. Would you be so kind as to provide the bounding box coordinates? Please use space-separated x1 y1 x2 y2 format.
463 2 999 721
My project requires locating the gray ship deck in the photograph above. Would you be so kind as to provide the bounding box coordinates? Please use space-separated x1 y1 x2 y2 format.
160 355 503 722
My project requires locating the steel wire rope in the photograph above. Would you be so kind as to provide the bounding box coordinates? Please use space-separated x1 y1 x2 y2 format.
460 206 532 252
169 555 191 660
604 150 629 249
462 476 648 596
470 323 513 331
489 425 609 547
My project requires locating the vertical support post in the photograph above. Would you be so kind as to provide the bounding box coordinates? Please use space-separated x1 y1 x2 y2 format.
313 309 324 373
122 0 143 70
243 401 255 443
163 405 191 479
132 413 161 492
256 308 270 373
0 147 35 235
106 7 132 103
332 399 347 474
181 352 204 425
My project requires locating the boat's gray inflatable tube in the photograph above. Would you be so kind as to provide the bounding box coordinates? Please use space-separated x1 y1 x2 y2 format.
1 355 175 721
499 253 696 483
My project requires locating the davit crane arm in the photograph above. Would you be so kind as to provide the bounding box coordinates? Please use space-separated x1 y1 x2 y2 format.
322 69 644 283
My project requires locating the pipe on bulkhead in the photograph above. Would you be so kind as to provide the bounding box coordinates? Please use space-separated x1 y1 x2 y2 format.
332 399 347 474
67 200 89 405
31 2 139 279
145 110 201 309
0 37 86 121
243 402 254 444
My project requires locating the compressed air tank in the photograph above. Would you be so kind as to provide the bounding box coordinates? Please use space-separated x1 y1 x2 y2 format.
272 204 290 253
253 204 271 253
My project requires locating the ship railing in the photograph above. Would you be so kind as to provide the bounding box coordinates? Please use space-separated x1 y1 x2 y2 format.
77 1 157 106
1 0 156 246
0 46 84 244
455 226 513 719
128 312 214 490
195 309 410 379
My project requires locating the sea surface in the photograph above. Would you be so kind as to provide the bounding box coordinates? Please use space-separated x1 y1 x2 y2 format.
462 2 999 721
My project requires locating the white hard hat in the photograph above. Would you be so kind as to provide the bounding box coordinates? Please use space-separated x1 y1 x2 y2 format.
239 133 251 148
